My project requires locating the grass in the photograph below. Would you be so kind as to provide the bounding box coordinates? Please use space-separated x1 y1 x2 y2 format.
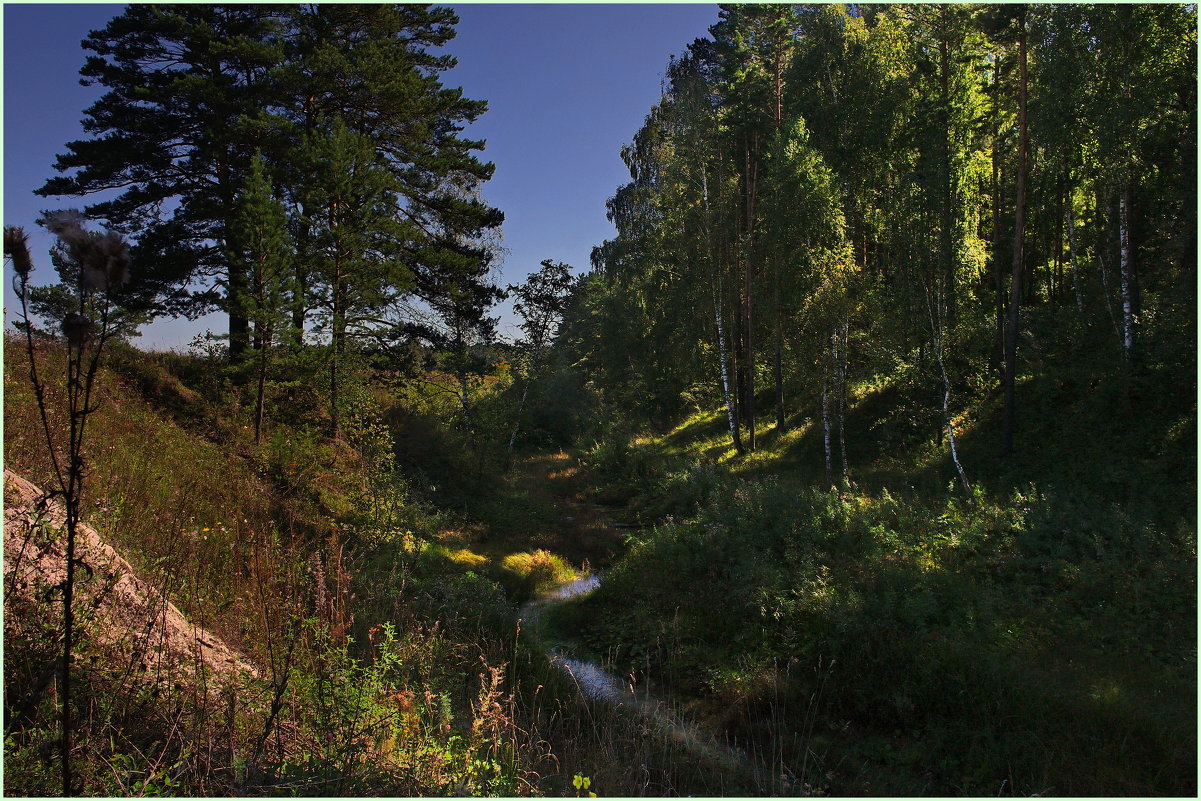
556 326 1196 796
4 304 1193 796
8 335 742 797
562 475 1194 795
2 337 563 795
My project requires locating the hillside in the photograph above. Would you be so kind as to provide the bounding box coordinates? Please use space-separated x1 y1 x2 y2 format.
3 337 788 796
3 3 1195 797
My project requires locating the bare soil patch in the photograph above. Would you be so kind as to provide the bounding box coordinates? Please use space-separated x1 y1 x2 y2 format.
4 469 258 690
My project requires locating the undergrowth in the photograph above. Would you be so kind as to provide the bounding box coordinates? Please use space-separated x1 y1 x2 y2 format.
561 459 1195 795
2 337 559 795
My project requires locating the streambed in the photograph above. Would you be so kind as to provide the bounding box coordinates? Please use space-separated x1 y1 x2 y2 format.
521 568 790 794
520 571 650 707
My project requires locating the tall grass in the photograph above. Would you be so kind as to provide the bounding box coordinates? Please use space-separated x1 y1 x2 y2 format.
2 339 554 795
567 477 1196 795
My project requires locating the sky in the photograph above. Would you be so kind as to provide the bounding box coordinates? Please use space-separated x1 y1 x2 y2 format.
2 2 721 350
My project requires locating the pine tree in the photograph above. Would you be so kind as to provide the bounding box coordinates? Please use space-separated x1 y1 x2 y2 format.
40 4 503 379
38 5 286 360
227 153 294 442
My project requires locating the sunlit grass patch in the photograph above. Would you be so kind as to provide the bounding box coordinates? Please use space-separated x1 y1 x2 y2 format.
427 544 489 569
500 549 578 598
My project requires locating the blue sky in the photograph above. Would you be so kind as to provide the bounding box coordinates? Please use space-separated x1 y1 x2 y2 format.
3 2 720 349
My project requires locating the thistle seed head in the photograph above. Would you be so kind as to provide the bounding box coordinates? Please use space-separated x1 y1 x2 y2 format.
38 211 131 291
62 312 94 350
39 209 88 239
3 226 34 278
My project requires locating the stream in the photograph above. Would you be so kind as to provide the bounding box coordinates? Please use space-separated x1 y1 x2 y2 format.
519 572 641 704
519 568 790 794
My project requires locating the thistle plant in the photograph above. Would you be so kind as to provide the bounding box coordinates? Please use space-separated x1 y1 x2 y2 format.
4 211 130 796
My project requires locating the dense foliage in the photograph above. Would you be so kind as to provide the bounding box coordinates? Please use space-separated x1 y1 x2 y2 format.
570 3 1196 473
544 3 1196 795
4 2 1195 797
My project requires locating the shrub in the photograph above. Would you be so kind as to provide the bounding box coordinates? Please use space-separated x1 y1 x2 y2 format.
571 476 1196 795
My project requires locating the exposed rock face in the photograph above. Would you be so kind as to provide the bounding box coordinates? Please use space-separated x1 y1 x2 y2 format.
4 469 258 688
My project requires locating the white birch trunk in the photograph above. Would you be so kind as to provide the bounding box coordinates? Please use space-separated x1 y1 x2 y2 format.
1119 188 1135 356
837 319 849 476
715 280 739 448
926 287 971 494
822 362 833 488
703 171 741 452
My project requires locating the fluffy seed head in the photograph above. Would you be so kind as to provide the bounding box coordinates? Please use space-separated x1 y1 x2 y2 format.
3 226 34 278
37 211 131 292
39 209 88 238
62 312 94 350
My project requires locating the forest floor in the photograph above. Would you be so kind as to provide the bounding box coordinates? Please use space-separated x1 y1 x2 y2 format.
508 454 798 795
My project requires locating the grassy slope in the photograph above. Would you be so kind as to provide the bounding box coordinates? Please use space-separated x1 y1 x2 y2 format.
557 336 1196 796
4 327 1193 796
2 339 565 795
4 337 763 797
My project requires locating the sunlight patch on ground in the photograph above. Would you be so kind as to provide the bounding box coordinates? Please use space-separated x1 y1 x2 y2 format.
444 547 488 568
1089 677 1123 706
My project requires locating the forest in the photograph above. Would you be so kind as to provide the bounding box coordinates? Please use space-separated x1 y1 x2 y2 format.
3 3 1196 797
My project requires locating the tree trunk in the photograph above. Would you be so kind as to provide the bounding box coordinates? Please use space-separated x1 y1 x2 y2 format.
1119 183 1138 358
1002 8 1028 458
254 261 271 444
774 279 785 433
837 319 849 476
458 368 475 445
292 268 307 345
733 312 746 435
927 284 971 495
821 370 833 488
255 340 269 444
294 94 317 344
228 260 251 362
505 347 541 470
991 56 1005 384
772 46 787 434
715 279 744 455
329 259 344 440
743 278 755 451
703 171 744 455
940 19 957 327
743 137 758 452
1054 180 1066 306
220 153 250 364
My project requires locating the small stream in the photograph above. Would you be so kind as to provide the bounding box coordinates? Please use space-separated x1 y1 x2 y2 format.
522 572 648 706
545 573 601 601
521 568 788 794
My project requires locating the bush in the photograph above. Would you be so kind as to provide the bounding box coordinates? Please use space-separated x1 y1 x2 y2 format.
571 478 1196 795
